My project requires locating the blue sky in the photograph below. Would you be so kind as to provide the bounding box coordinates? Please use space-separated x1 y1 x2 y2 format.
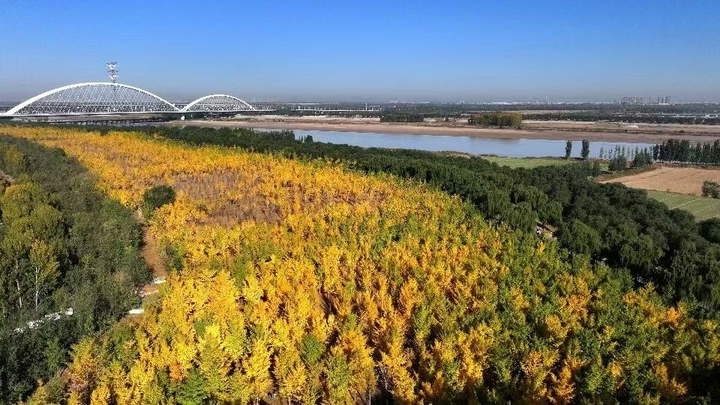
1 0 718 102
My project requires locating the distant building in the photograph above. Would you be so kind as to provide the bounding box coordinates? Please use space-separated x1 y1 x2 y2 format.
620 96 672 106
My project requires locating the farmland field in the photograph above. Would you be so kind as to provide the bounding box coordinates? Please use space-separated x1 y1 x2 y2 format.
646 190 720 221
606 166 720 195
480 156 575 169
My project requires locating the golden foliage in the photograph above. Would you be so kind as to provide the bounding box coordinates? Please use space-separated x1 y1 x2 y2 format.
3 126 718 404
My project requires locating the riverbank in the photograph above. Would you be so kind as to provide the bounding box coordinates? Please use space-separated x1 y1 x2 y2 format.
171 118 720 143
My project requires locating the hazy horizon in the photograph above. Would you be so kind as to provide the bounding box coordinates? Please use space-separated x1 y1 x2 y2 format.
1 0 719 103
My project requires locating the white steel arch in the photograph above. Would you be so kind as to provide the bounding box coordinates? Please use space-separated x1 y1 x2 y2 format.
181 94 255 112
5 82 180 115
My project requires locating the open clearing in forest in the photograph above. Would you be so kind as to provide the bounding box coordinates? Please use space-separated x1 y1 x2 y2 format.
605 166 720 196
481 156 575 169
645 190 720 221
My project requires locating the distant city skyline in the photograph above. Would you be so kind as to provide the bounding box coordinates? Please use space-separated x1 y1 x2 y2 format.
1 0 719 103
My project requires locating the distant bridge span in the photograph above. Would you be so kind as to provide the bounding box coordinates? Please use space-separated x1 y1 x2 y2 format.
180 94 255 112
2 82 258 117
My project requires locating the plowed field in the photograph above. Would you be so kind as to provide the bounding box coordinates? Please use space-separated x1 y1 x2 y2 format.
606 166 720 196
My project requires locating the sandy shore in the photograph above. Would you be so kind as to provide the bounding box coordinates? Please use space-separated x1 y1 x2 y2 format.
171 119 720 144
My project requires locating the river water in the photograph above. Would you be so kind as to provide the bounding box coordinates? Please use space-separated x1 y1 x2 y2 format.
291 130 655 159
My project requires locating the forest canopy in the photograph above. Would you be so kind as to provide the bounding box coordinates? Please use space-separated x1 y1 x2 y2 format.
0 135 150 403
149 125 720 319
0 125 717 404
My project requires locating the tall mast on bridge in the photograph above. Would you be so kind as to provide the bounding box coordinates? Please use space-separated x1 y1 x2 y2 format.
107 62 118 83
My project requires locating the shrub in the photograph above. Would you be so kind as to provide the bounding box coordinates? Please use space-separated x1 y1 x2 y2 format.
632 150 653 168
699 218 720 244
702 181 720 198
608 155 628 171
142 185 176 217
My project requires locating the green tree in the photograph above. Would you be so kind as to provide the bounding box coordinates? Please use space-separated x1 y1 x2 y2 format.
609 154 628 171
0 137 149 403
29 240 60 311
581 140 590 160
176 369 209 405
1 145 29 174
468 112 522 127
142 185 176 218
564 141 572 159
0 182 63 314
699 218 720 244
559 219 601 256
702 181 720 198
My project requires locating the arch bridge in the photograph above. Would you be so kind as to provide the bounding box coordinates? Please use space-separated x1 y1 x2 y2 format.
2 82 258 117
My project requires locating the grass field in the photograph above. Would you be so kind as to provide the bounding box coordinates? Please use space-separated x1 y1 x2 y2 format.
646 190 720 221
481 156 575 169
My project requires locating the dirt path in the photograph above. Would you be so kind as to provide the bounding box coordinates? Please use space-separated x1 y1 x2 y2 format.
126 210 168 316
140 226 167 297
0 169 14 186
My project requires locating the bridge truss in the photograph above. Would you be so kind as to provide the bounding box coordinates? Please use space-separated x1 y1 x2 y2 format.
181 94 255 112
2 83 256 116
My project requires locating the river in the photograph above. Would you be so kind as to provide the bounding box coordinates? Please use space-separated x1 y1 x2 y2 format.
290 130 655 159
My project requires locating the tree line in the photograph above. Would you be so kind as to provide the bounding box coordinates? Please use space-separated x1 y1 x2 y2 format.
468 112 522 127
653 139 720 165
569 138 720 169
141 125 720 319
0 136 150 403
379 113 424 123
525 112 720 125
380 102 719 116
597 145 654 171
